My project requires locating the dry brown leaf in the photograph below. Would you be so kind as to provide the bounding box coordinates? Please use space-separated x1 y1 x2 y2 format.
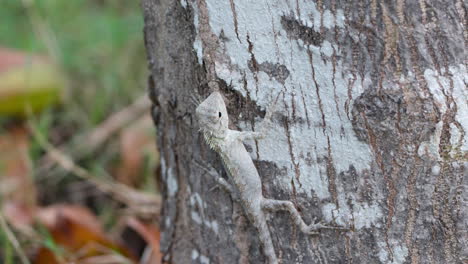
35 205 103 236
33 205 137 264
33 248 60 264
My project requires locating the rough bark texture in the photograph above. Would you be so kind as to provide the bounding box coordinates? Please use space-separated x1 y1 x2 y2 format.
142 0 467 263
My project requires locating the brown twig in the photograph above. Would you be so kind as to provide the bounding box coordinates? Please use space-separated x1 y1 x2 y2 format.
29 121 161 219
86 96 152 148
38 95 152 174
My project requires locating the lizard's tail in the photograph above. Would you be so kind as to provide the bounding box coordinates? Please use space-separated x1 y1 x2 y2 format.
252 212 279 264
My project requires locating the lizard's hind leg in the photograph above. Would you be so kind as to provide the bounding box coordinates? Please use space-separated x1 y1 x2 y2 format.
261 199 348 235
262 199 316 234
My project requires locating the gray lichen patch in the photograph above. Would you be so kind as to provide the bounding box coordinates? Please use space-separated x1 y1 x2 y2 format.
280 16 324 46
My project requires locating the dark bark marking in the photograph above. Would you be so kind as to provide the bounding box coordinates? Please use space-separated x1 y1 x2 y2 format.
381 2 400 80
246 34 257 75
228 0 241 42
270 15 281 58
455 0 467 44
241 71 251 100
290 91 297 122
434 118 457 263
197 0 222 89
359 110 395 260
431 71 461 263
255 140 260 161
240 73 261 161
280 16 324 46
451 121 465 154
311 240 329 264
358 0 368 25
290 177 300 218
326 137 339 206
282 94 302 187
307 48 327 134
216 78 264 125
318 0 324 34
371 0 379 25
423 33 441 72
396 0 405 24
411 247 421 264
295 0 300 18
246 34 259 96
429 224 437 263
434 27 451 76
248 61 290 85
405 152 421 264
343 31 361 118
430 18 447 72
365 26 378 66
395 86 413 251
344 235 352 263
407 32 431 98
331 46 342 121
345 70 356 121
401 31 440 124
418 0 427 24
165 148 183 262
394 35 403 77
317 0 323 12
396 10 439 125
299 86 311 129
332 13 340 62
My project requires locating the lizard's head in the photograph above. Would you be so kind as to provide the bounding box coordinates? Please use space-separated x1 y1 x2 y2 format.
195 91 229 138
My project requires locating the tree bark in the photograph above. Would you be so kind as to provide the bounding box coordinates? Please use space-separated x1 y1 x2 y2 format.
142 0 467 263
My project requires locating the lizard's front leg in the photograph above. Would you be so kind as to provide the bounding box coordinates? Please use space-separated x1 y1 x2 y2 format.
261 198 349 234
237 131 265 141
193 161 239 201
211 176 240 202
236 113 272 141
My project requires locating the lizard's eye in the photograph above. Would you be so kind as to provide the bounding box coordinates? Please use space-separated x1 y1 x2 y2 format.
218 112 222 118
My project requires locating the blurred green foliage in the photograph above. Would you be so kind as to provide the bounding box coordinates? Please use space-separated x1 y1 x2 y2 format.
0 0 146 127
0 227 14 264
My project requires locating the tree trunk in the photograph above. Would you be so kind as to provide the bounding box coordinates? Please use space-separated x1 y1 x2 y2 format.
142 0 466 263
